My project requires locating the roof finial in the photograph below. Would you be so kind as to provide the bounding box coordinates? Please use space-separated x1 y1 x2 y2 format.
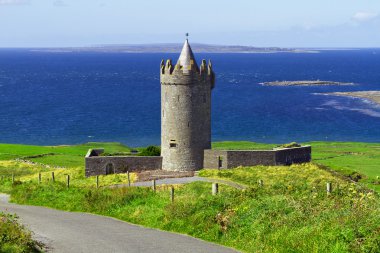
177 35 198 71
185 33 189 40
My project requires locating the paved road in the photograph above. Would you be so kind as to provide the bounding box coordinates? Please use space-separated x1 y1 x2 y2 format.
0 194 238 253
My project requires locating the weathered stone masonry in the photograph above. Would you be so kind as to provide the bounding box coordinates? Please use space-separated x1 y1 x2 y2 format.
85 146 311 176
160 39 215 171
85 149 162 177
203 146 311 169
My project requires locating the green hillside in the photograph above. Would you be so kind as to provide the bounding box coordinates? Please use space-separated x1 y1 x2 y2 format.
0 141 379 252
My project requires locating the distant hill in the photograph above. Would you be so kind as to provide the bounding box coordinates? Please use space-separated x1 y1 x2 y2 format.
31 43 316 53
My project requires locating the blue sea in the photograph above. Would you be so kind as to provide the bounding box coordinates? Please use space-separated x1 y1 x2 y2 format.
0 49 379 147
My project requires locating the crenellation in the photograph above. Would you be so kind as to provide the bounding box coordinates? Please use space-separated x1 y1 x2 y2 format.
164 59 173 74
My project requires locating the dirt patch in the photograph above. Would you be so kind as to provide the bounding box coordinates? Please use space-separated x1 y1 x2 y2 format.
137 170 195 182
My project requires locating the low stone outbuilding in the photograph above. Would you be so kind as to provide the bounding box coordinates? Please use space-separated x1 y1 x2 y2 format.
203 146 311 169
85 149 162 177
85 146 311 177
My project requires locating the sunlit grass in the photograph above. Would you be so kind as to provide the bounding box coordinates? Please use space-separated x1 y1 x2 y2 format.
0 160 137 190
2 164 379 253
0 212 40 252
213 141 380 191
0 141 379 252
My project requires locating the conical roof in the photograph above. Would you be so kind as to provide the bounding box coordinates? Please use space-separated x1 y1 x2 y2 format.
177 39 198 70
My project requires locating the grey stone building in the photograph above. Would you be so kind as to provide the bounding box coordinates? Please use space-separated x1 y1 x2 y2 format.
85 39 311 177
160 39 215 171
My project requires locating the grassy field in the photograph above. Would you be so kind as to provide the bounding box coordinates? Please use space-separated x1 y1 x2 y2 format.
213 141 380 191
0 142 138 196
0 142 131 168
0 163 379 252
308 142 380 189
212 141 275 151
0 141 379 252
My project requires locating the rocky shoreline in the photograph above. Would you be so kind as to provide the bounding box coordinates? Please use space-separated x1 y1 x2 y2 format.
323 91 380 106
261 80 355 86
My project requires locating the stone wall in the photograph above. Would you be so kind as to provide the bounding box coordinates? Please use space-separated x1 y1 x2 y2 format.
227 151 277 167
274 146 312 165
85 146 311 176
85 149 162 177
203 150 228 169
203 146 311 169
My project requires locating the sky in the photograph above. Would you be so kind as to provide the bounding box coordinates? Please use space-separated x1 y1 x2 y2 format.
0 0 379 48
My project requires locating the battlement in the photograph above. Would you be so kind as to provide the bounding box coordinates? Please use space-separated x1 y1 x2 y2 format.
160 39 215 88
160 59 215 88
160 58 213 74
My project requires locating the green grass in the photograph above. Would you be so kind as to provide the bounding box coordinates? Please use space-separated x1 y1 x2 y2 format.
0 212 40 252
308 142 380 184
2 163 379 253
3 141 378 188
212 141 275 150
0 142 131 168
214 141 380 191
0 141 380 252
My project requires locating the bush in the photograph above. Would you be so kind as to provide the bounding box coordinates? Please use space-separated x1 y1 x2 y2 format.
277 142 302 149
0 212 40 252
139 146 161 156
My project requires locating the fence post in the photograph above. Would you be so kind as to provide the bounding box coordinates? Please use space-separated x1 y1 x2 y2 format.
66 175 70 189
258 179 264 187
96 175 99 189
51 172 55 182
212 183 219 195
326 182 332 194
127 171 131 187
12 173 14 184
152 179 156 192
170 186 174 202
38 173 41 184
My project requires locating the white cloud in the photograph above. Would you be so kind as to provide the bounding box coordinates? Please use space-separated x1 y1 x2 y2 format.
0 0 29 5
351 12 378 22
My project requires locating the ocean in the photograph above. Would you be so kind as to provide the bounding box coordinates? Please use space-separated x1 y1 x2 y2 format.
0 49 379 147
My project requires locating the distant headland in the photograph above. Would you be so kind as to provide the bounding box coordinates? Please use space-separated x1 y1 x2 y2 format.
261 80 355 86
323 91 380 106
30 43 318 54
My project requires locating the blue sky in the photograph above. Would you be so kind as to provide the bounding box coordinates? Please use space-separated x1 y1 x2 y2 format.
0 0 379 47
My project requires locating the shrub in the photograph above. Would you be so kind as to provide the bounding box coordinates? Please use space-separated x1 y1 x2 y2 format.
138 146 161 156
277 142 302 149
0 212 40 252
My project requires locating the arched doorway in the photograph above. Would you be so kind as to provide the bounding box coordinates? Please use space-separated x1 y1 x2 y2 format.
105 163 114 175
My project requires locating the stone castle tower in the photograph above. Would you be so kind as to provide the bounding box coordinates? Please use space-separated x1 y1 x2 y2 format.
160 39 215 171
85 38 311 177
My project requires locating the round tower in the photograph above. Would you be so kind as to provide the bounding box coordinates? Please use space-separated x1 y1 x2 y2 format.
160 39 215 171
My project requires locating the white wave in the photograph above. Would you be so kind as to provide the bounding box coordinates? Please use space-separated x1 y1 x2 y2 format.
322 100 340 106
328 104 380 118
350 108 380 118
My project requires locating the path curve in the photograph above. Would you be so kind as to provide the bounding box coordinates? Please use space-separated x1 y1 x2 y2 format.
0 194 238 253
